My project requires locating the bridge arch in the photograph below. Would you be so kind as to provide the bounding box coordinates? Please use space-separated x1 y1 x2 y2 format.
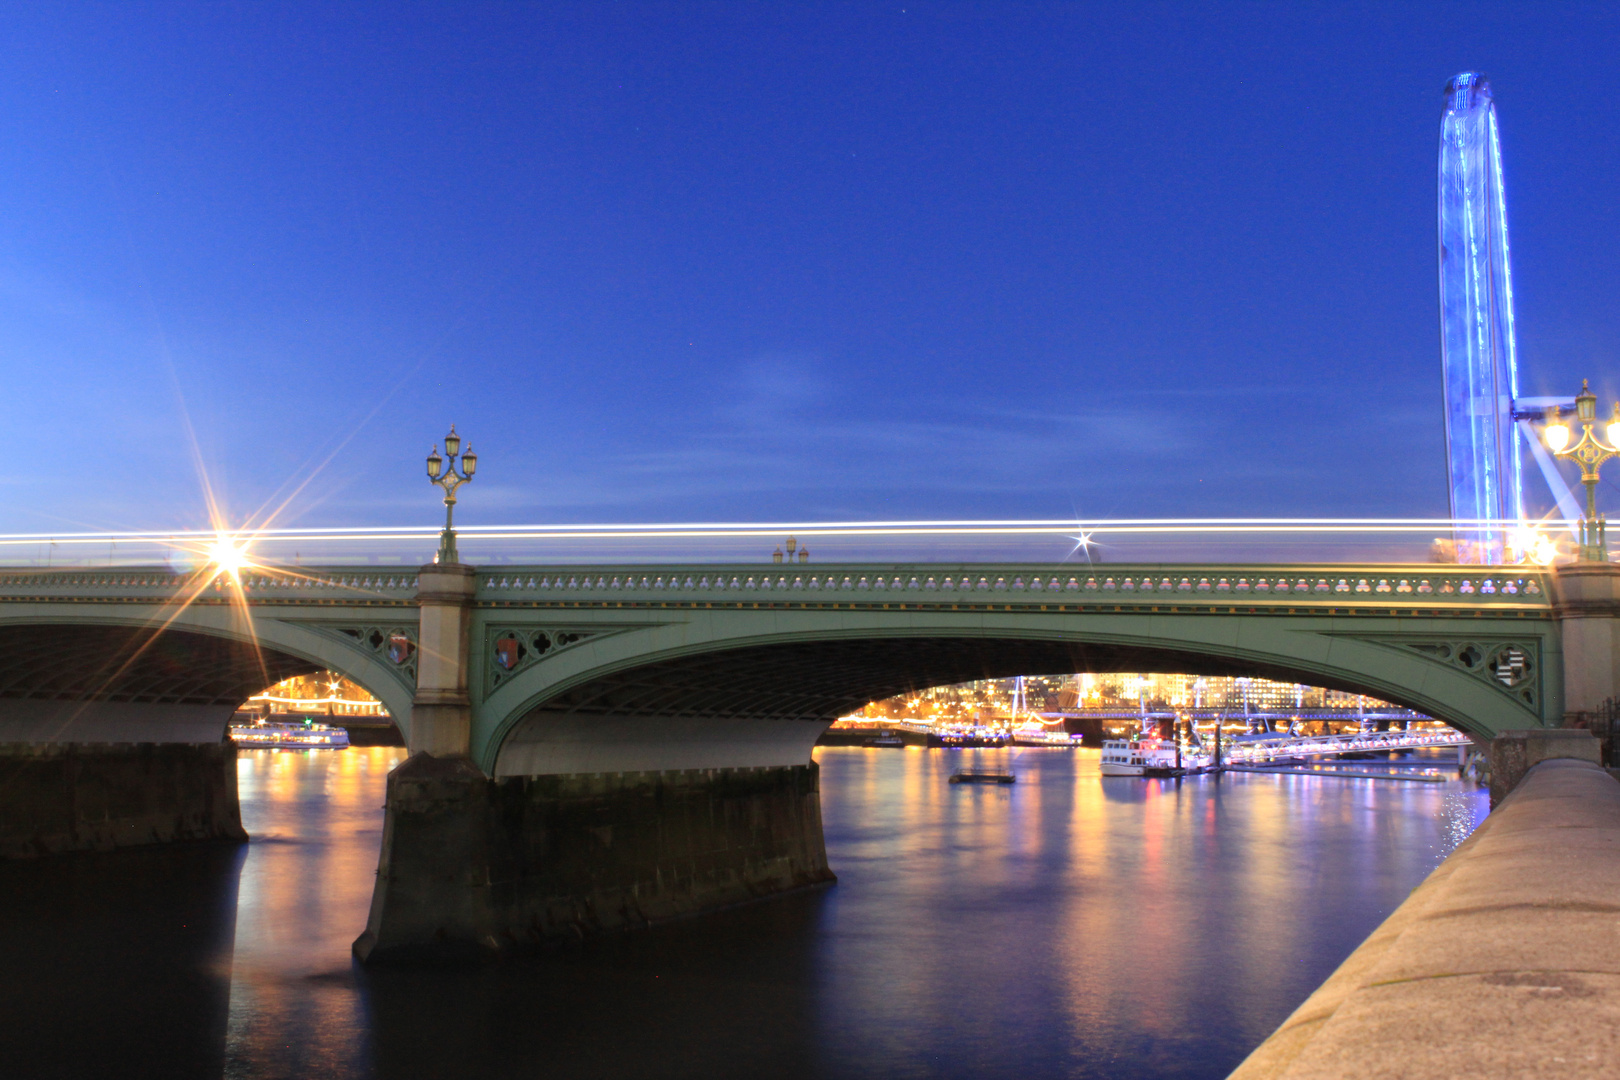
477 609 1556 775
0 604 416 743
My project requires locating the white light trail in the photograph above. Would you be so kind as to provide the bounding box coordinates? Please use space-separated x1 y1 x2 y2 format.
0 517 1577 547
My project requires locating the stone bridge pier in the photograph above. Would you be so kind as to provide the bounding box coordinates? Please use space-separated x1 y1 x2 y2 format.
353 566 836 962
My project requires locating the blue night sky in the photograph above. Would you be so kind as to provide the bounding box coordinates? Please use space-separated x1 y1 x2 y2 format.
1 2 1617 538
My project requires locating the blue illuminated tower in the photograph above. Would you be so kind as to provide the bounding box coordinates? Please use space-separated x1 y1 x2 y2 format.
1439 73 1521 563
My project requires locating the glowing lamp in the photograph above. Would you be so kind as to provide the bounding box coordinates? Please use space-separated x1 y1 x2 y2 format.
1545 419 1570 452
1607 403 1620 449
1533 536 1558 565
460 446 477 476
426 446 443 479
1511 525 1537 559
443 425 461 458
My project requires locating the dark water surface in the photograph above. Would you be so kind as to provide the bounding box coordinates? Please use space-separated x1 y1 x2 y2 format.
0 746 1486 1080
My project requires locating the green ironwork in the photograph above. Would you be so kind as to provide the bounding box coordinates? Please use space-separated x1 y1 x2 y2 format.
0 561 1565 769
470 563 1549 608
465 561 1560 771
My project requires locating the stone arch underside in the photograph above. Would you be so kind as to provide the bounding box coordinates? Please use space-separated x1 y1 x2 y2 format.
490 631 1533 777
0 621 396 744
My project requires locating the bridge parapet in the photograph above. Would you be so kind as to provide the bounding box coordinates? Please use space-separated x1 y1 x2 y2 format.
231 571 419 604
0 568 419 604
0 563 1549 611
473 563 1551 612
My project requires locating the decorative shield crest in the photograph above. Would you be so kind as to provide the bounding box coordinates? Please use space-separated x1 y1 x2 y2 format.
387 633 415 665
494 635 526 671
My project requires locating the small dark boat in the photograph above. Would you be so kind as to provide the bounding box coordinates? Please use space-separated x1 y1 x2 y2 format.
862 733 905 748
949 772 1016 785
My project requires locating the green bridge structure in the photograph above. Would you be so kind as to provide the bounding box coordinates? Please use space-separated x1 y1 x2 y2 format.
2 557 1617 960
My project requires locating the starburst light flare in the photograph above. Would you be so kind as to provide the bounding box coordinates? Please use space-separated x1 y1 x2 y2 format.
208 533 248 581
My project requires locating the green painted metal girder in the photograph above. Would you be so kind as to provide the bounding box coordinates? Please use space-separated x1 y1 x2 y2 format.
0 564 1560 767
465 563 1557 772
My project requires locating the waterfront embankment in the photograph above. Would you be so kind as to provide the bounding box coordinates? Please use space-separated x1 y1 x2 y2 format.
1230 752 1620 1079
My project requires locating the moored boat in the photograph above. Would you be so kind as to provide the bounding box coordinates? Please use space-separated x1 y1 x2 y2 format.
1100 739 1147 775
1010 723 1083 747
230 719 351 749
1099 738 1181 776
930 726 1013 748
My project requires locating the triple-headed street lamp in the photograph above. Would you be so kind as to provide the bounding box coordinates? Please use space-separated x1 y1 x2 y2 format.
1544 381 1620 562
426 425 477 564
772 535 809 564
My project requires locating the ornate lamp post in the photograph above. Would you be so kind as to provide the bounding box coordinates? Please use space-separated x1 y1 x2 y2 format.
1543 381 1620 562
426 425 477 564
771 535 809 564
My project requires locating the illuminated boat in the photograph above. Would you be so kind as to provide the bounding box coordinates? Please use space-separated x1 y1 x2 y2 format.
1010 723 1083 747
1099 738 1181 776
930 726 1013 748
229 719 351 750
1099 739 1147 775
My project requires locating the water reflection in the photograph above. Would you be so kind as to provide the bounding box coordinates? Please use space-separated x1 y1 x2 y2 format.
227 747 405 1077
808 747 1486 1080
0 838 244 1079
0 745 1486 1080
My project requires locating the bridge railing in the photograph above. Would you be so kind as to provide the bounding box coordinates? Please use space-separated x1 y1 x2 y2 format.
0 563 1555 611
472 564 1553 610
0 569 420 603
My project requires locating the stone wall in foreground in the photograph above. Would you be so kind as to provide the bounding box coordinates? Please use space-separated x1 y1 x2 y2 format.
1229 751 1620 1080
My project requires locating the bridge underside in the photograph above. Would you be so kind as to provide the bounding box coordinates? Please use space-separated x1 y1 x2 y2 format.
525 636 1402 718
0 624 319 743
494 634 1476 776
0 623 318 708
0 624 322 857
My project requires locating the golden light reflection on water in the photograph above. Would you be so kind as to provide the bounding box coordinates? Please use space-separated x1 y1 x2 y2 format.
812 745 1486 1077
156 745 1493 1079
227 747 405 1075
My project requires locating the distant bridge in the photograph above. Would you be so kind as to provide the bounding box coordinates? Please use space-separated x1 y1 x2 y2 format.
1217 728 1472 765
1047 708 1431 722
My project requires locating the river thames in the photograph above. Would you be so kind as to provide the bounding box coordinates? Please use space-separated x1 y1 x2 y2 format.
0 745 1485 1080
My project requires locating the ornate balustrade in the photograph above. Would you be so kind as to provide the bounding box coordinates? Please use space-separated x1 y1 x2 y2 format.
473 564 1554 612
0 569 420 604
0 563 1557 613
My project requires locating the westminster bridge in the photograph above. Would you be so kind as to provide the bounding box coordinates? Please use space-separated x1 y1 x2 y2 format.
1 557 1617 962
